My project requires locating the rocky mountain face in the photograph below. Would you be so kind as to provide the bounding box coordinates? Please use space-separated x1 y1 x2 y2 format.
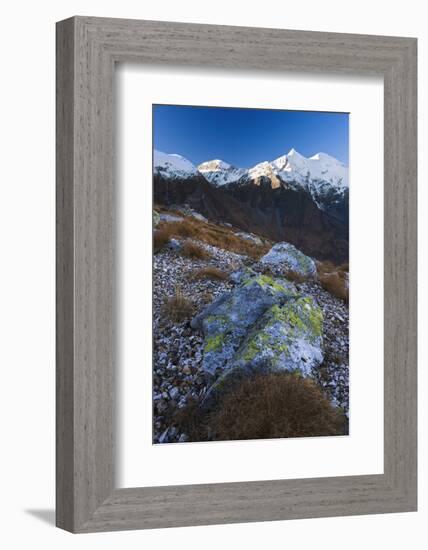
153 149 349 263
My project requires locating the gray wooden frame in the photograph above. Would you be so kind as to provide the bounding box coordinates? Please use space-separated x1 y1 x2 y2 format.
56 16 417 533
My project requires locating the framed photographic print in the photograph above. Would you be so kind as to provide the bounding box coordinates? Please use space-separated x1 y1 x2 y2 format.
56 17 417 532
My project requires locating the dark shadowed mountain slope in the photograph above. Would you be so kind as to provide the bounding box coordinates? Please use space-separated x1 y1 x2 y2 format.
154 173 348 263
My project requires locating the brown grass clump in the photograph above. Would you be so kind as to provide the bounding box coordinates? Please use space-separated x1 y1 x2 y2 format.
182 241 211 260
164 220 197 239
210 373 346 440
161 286 195 322
153 218 204 253
190 266 229 281
155 214 270 259
316 260 349 303
283 269 308 284
153 227 172 252
175 373 346 442
318 271 349 303
316 260 336 274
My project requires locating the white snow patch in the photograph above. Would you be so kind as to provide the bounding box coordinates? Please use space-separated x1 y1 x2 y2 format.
198 159 247 187
154 150 199 179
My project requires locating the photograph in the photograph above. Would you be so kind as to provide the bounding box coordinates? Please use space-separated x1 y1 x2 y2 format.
152 105 350 444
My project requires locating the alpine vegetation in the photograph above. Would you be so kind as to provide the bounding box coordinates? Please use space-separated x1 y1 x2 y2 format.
152 105 349 444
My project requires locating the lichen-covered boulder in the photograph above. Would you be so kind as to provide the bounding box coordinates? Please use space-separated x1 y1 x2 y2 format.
233 297 323 377
191 274 297 376
199 288 324 410
153 210 160 228
260 242 317 278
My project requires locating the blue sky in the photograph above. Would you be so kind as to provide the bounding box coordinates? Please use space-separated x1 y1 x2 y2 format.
153 104 349 167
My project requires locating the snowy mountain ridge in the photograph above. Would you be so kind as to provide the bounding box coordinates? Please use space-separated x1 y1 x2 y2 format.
154 149 349 209
153 150 200 180
199 148 348 191
198 159 248 187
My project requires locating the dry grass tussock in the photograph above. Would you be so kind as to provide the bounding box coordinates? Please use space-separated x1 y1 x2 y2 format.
259 265 309 285
176 373 346 441
153 227 171 252
283 269 308 284
160 285 195 322
210 373 346 440
190 266 229 281
182 241 211 260
154 215 270 259
316 260 349 303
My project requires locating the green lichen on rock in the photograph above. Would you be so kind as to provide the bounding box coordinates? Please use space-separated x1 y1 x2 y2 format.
243 273 294 294
267 298 322 341
229 266 256 284
234 295 324 377
192 268 323 383
195 265 325 410
196 275 323 407
240 329 288 362
191 273 297 376
153 210 160 228
204 333 225 353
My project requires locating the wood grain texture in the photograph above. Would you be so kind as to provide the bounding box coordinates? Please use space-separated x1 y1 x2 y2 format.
56 16 417 533
56 17 75 532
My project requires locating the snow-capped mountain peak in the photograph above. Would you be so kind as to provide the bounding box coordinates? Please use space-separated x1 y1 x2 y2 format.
248 161 281 188
153 150 199 180
272 148 310 180
197 159 247 187
287 147 303 157
198 159 231 172
271 149 348 189
153 149 348 209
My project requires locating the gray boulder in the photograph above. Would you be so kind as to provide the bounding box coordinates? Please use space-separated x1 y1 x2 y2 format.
235 231 263 246
204 295 324 406
192 273 324 408
233 296 323 377
260 242 317 278
190 211 208 223
166 238 182 251
153 210 160 228
160 213 183 223
191 274 297 377
173 205 208 223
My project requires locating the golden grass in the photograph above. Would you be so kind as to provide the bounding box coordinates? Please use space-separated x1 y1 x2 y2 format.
283 269 308 284
153 228 171 252
316 260 349 303
190 266 229 281
155 214 270 260
160 286 195 322
182 241 211 260
318 272 349 303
